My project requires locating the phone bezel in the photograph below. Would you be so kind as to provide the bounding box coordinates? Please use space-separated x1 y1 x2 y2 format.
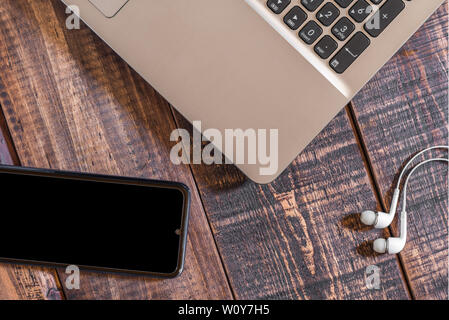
0 164 190 279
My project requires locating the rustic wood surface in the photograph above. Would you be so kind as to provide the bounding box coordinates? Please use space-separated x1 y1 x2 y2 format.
0 0 446 300
350 3 448 300
0 108 63 300
0 0 231 300
173 107 409 299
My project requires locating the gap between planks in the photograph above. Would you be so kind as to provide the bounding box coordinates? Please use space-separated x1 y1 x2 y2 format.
346 103 415 300
168 105 237 300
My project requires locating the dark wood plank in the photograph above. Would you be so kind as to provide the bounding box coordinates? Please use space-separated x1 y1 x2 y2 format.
172 105 410 299
0 263 64 300
0 0 232 300
350 3 448 300
0 106 18 165
0 105 64 300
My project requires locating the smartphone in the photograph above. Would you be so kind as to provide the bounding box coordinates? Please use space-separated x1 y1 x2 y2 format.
0 165 190 278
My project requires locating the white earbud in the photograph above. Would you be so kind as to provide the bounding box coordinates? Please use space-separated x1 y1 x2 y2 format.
360 146 449 229
373 157 448 254
361 188 399 229
373 210 407 254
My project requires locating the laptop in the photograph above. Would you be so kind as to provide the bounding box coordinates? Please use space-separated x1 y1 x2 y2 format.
61 0 445 183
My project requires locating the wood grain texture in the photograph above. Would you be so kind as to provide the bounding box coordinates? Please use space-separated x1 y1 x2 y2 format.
0 107 17 165
1 0 444 300
351 3 448 300
0 106 64 300
0 263 63 300
172 106 410 299
0 0 232 300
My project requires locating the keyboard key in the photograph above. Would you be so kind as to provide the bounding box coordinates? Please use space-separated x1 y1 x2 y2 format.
267 0 291 14
299 21 323 44
316 2 340 26
335 0 355 8
349 0 373 23
301 0 324 12
314 35 338 59
364 0 405 37
370 0 383 4
283 6 308 30
332 17 355 41
329 32 370 73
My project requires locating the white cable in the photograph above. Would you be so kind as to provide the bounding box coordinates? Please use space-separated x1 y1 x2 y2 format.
402 158 449 212
396 146 449 189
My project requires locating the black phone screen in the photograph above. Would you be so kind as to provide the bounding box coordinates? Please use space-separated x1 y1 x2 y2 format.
0 166 189 277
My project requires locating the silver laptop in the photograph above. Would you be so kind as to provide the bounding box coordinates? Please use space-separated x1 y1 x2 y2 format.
61 0 445 183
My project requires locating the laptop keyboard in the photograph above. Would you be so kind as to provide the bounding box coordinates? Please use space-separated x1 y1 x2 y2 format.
266 0 406 73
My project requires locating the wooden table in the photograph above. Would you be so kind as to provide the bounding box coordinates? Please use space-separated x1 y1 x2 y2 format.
0 0 447 300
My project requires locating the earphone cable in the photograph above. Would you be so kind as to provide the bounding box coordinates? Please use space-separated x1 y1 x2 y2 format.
396 146 449 190
401 158 449 212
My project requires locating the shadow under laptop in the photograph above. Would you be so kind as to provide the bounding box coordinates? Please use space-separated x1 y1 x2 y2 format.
170 109 250 190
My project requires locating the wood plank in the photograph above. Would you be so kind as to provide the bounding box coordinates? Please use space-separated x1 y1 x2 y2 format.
0 0 232 300
172 105 411 299
350 3 448 300
0 105 18 165
0 106 64 300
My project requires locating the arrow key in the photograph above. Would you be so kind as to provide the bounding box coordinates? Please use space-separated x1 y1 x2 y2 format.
283 6 307 30
301 0 324 12
267 0 291 14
